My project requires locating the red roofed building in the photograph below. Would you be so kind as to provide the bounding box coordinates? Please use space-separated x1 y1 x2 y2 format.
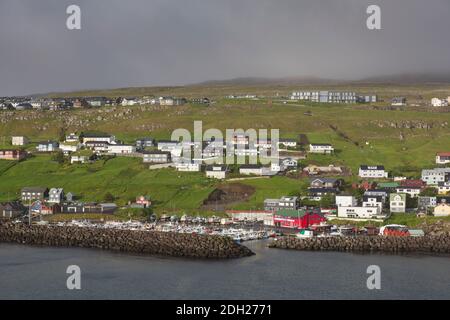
352 181 377 191
0 149 27 161
436 152 450 165
400 179 425 189
273 208 326 229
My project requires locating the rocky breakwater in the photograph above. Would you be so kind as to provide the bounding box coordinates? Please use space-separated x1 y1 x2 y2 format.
269 235 450 254
0 222 254 259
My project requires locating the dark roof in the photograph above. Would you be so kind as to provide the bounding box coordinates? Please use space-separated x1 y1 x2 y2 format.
279 138 297 142
363 195 383 202
275 208 323 218
360 165 385 170
308 188 338 194
310 177 337 184
240 164 262 169
84 141 109 145
82 133 113 138
364 189 388 194
143 150 170 155
396 186 422 189
21 187 48 193
206 165 228 171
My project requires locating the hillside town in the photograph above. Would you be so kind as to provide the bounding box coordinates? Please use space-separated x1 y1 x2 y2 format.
2 118 450 240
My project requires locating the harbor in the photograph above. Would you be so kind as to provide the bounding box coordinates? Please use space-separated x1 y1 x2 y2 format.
0 221 254 259
48 219 274 242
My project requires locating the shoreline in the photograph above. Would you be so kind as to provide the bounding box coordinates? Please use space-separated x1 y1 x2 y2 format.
0 222 254 259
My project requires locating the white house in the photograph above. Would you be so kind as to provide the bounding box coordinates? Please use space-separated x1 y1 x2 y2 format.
84 141 109 153
438 181 450 195
157 140 180 151
59 143 79 154
337 206 381 219
121 98 137 106
309 144 334 154
391 97 406 107
421 168 450 185
431 97 448 107
395 186 421 198
270 162 286 173
175 162 201 172
434 202 450 217
390 193 406 213
436 152 450 164
70 155 88 164
48 188 64 204
364 190 388 203
358 165 388 178
239 165 264 176
11 136 28 146
205 165 228 179
281 158 298 168
234 148 258 157
107 144 136 154
82 134 115 145
335 195 358 207
36 141 59 152
362 195 383 209
159 96 186 106
65 133 79 143
278 139 297 148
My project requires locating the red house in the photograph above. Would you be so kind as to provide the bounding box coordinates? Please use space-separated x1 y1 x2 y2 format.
0 149 27 161
352 181 377 191
135 195 151 208
400 179 425 189
273 208 326 229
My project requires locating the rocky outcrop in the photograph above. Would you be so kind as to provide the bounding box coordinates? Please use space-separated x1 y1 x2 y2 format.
370 120 448 130
269 235 450 254
419 221 450 236
0 222 254 259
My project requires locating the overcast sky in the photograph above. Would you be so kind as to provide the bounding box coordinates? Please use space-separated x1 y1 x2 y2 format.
1 0 450 96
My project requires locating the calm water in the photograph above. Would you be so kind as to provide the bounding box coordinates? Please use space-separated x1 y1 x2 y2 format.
0 241 449 299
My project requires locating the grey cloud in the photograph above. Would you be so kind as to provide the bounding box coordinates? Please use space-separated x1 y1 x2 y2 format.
1 0 450 95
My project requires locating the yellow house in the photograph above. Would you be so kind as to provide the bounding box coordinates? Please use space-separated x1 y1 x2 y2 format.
434 202 450 217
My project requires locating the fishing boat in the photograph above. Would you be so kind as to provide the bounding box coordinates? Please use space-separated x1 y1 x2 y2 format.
379 224 410 236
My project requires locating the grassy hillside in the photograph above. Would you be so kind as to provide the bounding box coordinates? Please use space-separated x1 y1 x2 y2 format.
1 83 449 214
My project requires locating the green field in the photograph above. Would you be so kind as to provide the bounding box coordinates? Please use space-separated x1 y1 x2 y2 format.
1 82 450 215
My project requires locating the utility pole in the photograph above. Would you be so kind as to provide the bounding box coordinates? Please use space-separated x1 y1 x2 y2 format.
28 198 31 225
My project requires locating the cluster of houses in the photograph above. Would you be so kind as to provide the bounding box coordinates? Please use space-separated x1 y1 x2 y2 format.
227 196 327 229
290 91 377 104
289 92 449 108
0 185 154 219
234 160 450 227
228 167 450 229
0 95 212 111
146 135 336 178
431 97 450 107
